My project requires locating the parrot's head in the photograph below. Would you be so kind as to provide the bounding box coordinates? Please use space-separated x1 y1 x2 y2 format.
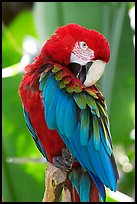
40 23 110 87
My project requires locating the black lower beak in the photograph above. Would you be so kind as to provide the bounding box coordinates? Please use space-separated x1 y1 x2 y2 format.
78 66 86 84
69 61 93 84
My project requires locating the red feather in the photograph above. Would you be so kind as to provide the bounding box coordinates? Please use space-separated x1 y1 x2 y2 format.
34 24 110 66
19 72 65 163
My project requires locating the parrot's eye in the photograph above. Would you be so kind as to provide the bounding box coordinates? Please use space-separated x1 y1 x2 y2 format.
80 42 88 50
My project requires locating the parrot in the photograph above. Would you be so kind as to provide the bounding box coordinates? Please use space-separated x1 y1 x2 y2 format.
19 23 119 202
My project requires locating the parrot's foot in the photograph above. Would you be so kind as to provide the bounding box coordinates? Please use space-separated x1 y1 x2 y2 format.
53 156 73 171
53 148 76 171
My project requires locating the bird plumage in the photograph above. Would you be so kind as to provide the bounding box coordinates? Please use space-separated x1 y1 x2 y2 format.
19 23 119 202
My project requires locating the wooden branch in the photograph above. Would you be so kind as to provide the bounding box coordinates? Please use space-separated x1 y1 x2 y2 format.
42 162 67 202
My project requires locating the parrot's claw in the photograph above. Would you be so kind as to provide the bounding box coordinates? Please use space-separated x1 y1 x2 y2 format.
53 148 77 171
53 156 73 171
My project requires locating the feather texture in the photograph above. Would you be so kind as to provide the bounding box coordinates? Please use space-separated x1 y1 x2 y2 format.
39 67 119 201
19 24 118 202
80 109 90 146
23 108 47 158
92 115 101 151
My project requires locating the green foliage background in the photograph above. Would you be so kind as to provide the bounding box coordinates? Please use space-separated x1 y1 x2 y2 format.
2 2 135 202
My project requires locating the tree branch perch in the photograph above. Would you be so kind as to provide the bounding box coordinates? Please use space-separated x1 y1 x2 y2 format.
42 162 70 202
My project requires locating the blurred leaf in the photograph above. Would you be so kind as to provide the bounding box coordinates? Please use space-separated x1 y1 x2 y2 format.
109 8 135 147
118 169 135 197
128 2 135 9
98 3 135 148
33 2 117 44
2 10 38 68
2 9 44 202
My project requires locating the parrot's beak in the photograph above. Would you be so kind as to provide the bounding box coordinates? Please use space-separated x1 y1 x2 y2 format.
69 60 106 87
84 60 106 87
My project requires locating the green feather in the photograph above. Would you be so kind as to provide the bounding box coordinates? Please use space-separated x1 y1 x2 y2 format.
52 65 62 73
86 95 100 117
86 89 98 99
97 102 107 117
55 72 62 81
62 76 72 84
66 85 74 93
100 118 112 155
74 86 83 93
73 93 87 109
58 81 66 89
86 95 96 109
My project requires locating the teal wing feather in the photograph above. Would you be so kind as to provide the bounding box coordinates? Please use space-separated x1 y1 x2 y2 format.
39 69 119 201
80 109 90 146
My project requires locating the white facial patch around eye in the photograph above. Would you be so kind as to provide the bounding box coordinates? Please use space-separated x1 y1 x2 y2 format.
70 42 94 65
84 60 106 87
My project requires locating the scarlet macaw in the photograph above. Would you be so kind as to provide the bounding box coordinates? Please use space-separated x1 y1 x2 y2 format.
19 24 119 202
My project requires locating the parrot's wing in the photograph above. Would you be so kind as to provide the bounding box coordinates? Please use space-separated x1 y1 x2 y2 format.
39 65 119 200
23 108 47 158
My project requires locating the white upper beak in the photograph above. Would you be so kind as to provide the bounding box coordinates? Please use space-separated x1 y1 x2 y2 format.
84 60 106 87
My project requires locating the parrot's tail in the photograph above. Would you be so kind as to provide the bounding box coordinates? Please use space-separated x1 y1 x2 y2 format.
65 168 100 202
70 180 99 202
71 185 81 202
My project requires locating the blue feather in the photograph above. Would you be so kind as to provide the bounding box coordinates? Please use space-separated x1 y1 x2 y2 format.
80 109 90 146
42 77 55 119
68 123 86 169
69 169 79 193
99 124 112 156
69 169 91 202
99 143 117 191
58 93 69 135
87 134 110 188
41 77 52 99
80 172 90 202
64 97 77 138
56 90 66 135
46 88 60 130
68 120 109 194
69 123 96 175
89 171 106 201
43 77 57 105
92 115 101 151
